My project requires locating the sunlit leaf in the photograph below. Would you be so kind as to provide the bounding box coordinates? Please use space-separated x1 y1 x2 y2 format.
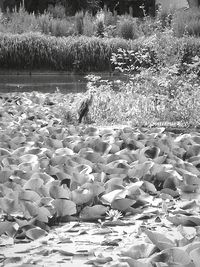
26 227 47 240
80 205 109 220
53 199 76 216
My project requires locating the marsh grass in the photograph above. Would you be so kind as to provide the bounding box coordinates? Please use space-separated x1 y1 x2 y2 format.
0 33 129 71
172 9 200 37
117 16 138 40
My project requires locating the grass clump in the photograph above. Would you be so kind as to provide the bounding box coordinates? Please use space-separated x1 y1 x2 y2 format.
172 8 200 37
117 16 138 40
86 63 200 128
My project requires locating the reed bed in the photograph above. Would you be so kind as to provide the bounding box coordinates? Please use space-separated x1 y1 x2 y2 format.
0 32 129 71
0 32 200 71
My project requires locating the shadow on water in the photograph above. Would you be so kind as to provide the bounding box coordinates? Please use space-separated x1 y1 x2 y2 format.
0 73 119 94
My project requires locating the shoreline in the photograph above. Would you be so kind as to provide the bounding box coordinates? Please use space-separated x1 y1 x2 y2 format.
0 70 115 76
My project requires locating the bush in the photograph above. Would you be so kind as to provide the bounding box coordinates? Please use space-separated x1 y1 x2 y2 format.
117 16 138 40
172 9 200 37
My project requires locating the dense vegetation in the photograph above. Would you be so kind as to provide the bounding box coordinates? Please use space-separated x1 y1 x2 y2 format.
1 6 200 72
0 0 155 16
1 3 200 267
1 91 200 266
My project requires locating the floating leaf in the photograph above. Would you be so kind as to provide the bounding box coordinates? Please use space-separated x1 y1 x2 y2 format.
26 227 47 240
145 230 175 250
80 205 109 220
53 199 76 217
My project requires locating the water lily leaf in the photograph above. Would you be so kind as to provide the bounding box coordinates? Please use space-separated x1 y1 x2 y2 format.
71 172 92 187
180 184 199 193
80 205 109 220
105 177 124 193
84 127 99 136
2 156 18 167
0 221 16 236
189 247 200 267
18 162 39 172
15 218 36 228
120 257 153 267
141 181 157 194
101 189 127 204
19 154 38 164
11 134 26 145
0 170 12 183
47 138 63 149
144 146 160 159
178 226 196 240
49 185 70 199
30 172 54 184
162 248 193 265
0 148 11 156
23 178 44 191
11 146 26 157
82 151 105 164
19 190 41 204
0 197 19 214
37 206 52 223
86 256 112 265
145 230 175 250
76 164 92 174
50 155 68 166
54 147 74 156
167 215 200 226
111 198 136 211
22 201 38 218
185 242 200 254
184 144 200 159
121 242 156 259
26 227 47 240
71 188 94 205
91 139 111 154
150 249 194 266
128 161 154 179
39 157 50 169
53 199 76 216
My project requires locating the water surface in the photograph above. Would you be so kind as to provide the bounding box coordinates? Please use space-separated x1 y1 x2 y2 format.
0 73 116 94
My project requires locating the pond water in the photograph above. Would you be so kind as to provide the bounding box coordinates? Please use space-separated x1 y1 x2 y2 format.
0 73 118 94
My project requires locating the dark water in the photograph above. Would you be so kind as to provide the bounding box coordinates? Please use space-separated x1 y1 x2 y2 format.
0 73 116 94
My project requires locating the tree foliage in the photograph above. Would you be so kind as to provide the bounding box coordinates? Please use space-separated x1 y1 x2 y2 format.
0 0 155 16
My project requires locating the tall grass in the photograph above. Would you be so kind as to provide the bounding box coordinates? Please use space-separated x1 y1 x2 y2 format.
117 16 138 40
0 33 129 71
1 31 200 72
172 9 200 37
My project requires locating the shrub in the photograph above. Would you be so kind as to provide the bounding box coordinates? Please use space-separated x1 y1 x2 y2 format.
117 16 138 40
172 9 200 37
